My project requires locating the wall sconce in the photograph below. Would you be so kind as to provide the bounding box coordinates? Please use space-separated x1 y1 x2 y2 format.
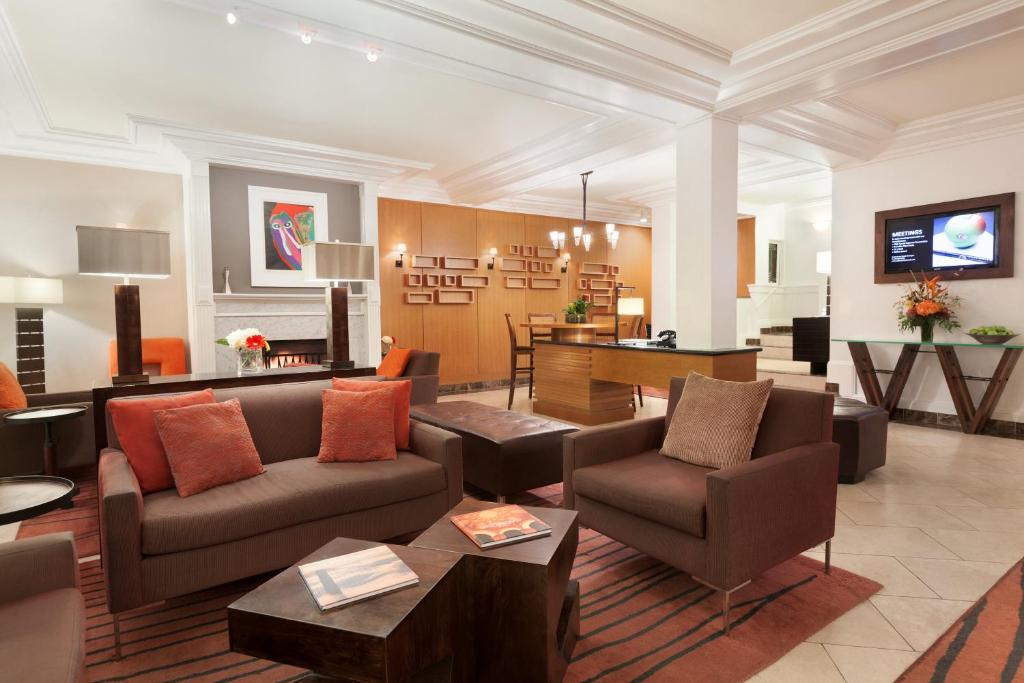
394 243 407 268
560 253 570 273
572 225 583 246
487 247 498 270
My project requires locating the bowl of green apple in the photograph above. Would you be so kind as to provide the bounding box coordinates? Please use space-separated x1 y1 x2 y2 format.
967 326 1019 345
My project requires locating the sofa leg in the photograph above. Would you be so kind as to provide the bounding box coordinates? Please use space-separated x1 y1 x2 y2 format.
496 494 506 504
825 539 832 575
721 589 731 634
112 613 123 660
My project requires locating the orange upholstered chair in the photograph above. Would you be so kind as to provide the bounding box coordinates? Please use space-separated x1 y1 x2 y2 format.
108 337 187 378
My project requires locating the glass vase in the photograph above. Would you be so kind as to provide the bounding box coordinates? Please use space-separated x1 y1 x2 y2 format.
919 318 935 343
236 348 264 375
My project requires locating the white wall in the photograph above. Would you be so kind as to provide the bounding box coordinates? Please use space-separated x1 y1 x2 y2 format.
829 131 1024 422
0 155 187 392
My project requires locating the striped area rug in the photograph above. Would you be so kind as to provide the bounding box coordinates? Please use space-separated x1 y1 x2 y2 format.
36 480 879 682
16 467 99 557
898 560 1024 683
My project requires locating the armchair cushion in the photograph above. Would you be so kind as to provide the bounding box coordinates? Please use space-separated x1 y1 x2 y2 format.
377 347 412 378
0 588 84 683
572 450 710 538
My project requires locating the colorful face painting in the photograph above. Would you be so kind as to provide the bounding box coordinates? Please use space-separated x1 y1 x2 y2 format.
263 202 316 271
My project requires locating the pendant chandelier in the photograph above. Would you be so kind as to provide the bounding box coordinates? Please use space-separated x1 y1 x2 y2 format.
559 171 618 252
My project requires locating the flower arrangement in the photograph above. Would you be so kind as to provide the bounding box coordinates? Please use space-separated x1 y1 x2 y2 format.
217 328 270 374
382 335 396 354
563 296 592 324
895 274 960 342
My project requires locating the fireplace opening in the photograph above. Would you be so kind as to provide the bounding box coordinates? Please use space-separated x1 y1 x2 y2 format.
264 338 326 368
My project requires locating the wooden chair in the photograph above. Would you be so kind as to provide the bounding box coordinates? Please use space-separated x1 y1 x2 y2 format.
505 313 535 409
592 312 616 340
527 312 556 346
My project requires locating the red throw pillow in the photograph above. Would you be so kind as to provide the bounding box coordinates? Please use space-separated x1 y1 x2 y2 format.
331 378 412 450
0 362 27 409
108 389 215 493
153 399 265 497
377 348 412 379
318 389 397 463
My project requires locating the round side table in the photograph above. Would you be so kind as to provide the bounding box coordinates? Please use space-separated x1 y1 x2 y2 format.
0 475 77 525
3 405 88 476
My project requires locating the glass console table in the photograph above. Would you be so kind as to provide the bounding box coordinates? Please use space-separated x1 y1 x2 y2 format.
833 338 1024 434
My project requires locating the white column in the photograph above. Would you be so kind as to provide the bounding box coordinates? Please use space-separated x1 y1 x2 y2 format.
360 181 382 367
674 116 739 348
650 201 677 334
182 160 217 373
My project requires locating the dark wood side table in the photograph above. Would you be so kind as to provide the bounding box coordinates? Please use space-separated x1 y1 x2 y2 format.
3 405 88 475
411 499 580 683
838 338 1024 434
227 538 461 682
0 475 77 525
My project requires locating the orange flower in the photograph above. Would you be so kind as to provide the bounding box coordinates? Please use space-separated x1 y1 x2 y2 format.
915 300 942 316
926 276 941 297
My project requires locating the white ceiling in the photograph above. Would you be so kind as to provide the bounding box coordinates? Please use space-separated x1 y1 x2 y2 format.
2 0 1023 217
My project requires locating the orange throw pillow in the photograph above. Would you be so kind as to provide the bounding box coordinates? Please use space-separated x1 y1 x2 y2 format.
377 348 412 378
0 362 27 409
108 389 215 493
153 399 265 497
331 378 412 450
318 389 397 463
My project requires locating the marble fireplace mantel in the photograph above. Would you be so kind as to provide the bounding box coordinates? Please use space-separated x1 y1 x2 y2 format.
212 292 369 372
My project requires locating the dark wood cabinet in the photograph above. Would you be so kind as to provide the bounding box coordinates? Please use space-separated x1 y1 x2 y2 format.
792 317 830 376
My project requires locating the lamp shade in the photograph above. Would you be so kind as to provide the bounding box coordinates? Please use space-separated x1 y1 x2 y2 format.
816 251 832 275
77 225 171 278
617 297 645 316
0 276 63 304
301 241 375 282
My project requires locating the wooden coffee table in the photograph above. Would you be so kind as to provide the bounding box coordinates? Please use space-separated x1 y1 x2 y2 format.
227 538 461 682
411 499 580 683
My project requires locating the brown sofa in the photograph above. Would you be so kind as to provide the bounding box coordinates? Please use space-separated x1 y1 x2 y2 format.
0 390 94 476
0 533 84 682
563 376 838 632
98 379 462 646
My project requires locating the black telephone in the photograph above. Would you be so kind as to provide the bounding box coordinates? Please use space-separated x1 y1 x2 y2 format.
656 330 676 347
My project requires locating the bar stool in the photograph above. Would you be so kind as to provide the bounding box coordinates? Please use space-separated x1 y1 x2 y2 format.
504 313 535 410
592 312 616 340
527 312 556 346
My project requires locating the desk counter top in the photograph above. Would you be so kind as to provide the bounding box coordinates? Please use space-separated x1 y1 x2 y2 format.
535 340 762 356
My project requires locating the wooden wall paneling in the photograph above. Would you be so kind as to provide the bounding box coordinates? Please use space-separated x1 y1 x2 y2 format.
379 199 424 350
612 225 653 328
737 217 756 298
477 210 526 381
524 215 570 323
421 203 480 384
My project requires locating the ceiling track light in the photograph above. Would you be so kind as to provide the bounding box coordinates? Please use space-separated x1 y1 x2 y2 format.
300 29 315 45
366 47 382 62
226 9 239 25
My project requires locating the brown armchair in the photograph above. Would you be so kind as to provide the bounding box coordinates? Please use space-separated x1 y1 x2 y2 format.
563 376 838 632
390 349 440 405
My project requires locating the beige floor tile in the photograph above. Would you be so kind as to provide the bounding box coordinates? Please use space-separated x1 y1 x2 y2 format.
837 502 975 530
807 601 913 650
897 557 1011 601
827 525 959 559
824 644 920 683
923 528 1024 562
835 508 857 526
804 551 937 598
941 506 1024 532
953 486 1024 509
749 643 845 683
858 482 984 507
837 485 879 503
870 596 972 651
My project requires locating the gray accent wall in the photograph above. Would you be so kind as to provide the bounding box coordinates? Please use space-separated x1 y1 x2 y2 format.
209 166 361 294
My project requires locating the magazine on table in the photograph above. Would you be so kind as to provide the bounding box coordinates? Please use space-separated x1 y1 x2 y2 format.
299 545 418 611
450 504 552 549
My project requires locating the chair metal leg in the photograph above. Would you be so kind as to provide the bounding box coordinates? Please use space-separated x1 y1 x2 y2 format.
637 385 644 407
112 613 123 659
825 539 832 575
721 589 731 634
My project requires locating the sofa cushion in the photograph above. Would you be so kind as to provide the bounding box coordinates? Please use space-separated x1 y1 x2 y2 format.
572 450 711 538
0 588 83 683
332 378 411 449
141 453 447 555
318 389 397 463
378 347 413 378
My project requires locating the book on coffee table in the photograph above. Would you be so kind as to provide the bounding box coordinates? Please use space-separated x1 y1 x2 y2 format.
450 504 552 549
298 545 419 611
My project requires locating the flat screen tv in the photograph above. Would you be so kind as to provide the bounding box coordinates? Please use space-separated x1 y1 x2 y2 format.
875 193 1015 283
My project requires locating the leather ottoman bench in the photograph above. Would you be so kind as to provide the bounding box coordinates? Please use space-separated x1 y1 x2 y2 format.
410 401 578 501
833 396 889 483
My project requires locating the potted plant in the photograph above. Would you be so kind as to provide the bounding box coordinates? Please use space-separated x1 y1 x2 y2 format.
563 296 591 324
895 274 960 342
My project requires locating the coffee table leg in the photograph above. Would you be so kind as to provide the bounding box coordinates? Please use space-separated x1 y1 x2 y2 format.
42 421 57 477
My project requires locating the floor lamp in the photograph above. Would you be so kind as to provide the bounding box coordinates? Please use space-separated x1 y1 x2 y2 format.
301 241 376 369
77 226 171 385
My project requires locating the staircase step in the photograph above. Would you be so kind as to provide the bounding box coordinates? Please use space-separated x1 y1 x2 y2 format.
758 346 793 360
760 334 794 348
757 358 811 375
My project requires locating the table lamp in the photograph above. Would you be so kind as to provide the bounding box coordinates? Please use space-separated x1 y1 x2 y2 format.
617 296 645 343
77 225 170 385
302 241 375 369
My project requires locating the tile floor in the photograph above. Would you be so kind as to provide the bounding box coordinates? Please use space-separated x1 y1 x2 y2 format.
446 388 1024 683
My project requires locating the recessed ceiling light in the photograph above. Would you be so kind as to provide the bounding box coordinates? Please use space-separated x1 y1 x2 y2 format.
300 30 315 45
366 48 381 63
226 10 238 25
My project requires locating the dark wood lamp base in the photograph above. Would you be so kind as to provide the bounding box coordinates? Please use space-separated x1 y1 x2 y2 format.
113 284 148 385
323 286 354 370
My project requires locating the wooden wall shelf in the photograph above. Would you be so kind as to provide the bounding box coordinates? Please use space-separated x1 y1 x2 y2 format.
577 279 588 290
405 291 433 304
501 258 528 272
504 276 527 289
458 275 490 288
610 265 620 275
536 246 559 259
436 289 475 304
589 279 614 291
424 274 441 287
442 275 457 287
529 277 560 290
580 263 610 275
441 256 479 270
412 255 440 269
530 261 542 272
507 244 521 256
543 263 554 273
580 293 592 302
522 245 537 257
404 274 422 287
591 294 613 306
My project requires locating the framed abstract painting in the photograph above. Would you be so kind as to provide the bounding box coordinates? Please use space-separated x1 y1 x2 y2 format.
247 186 330 287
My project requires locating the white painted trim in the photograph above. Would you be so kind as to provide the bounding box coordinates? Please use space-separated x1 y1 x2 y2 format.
213 293 367 304
360 182 383 367
182 161 217 374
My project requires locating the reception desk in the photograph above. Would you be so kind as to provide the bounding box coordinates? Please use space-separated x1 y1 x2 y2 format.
532 340 760 425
